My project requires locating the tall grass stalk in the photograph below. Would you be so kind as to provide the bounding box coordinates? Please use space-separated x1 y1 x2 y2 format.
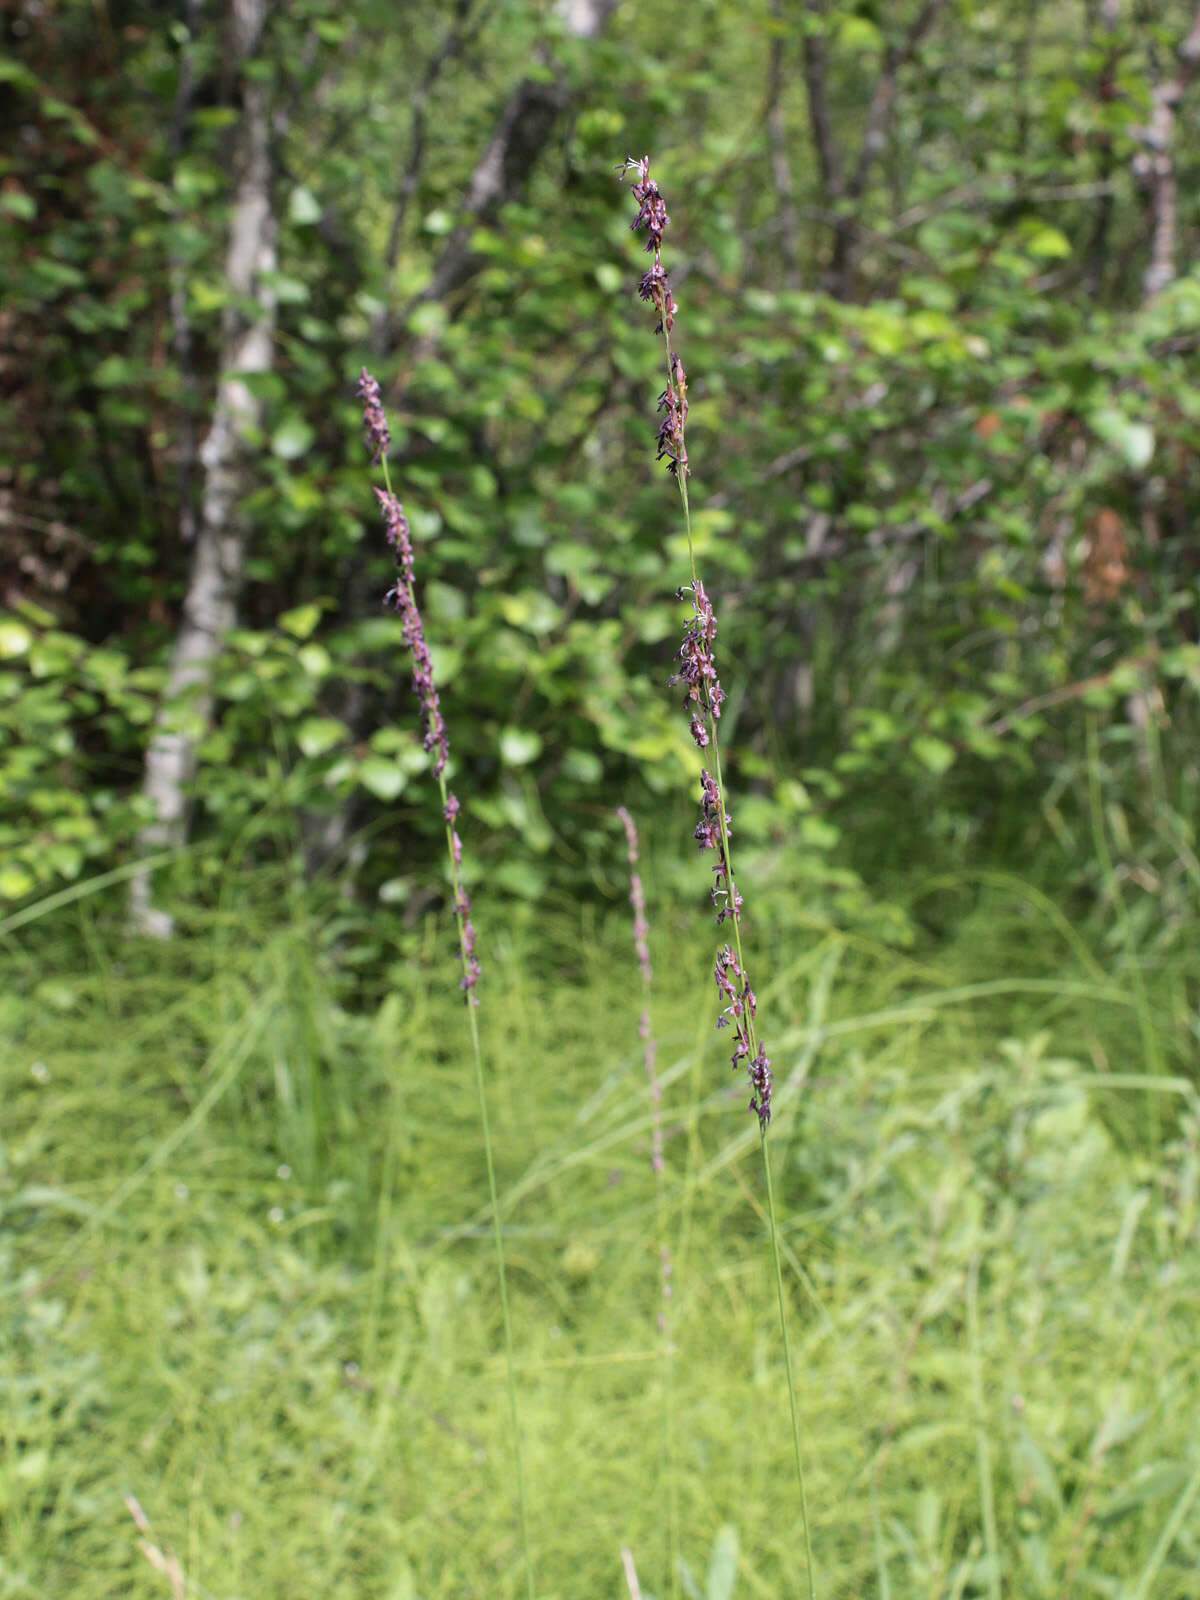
618 158 815 1597
355 372 533 1600
616 807 678 1599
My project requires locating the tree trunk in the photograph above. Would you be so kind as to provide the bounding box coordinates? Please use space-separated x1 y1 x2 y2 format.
1139 2 1200 301
130 0 276 935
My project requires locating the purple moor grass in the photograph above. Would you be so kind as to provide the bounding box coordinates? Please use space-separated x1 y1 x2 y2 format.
356 368 479 1002
355 368 530 1597
618 154 815 1595
618 157 772 1130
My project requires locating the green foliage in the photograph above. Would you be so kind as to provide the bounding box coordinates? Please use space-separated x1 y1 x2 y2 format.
5 0 1200 965
0 604 157 899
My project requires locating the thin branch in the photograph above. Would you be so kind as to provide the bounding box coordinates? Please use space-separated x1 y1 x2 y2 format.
831 0 947 294
846 0 946 202
383 0 490 278
765 0 800 285
801 0 843 201
984 649 1160 738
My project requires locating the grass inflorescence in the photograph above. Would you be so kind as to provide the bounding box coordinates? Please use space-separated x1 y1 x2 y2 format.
356 369 532 1599
618 153 815 1594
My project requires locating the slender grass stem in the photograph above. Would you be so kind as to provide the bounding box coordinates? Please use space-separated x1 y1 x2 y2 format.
375 448 534 1600
461 972 534 1600
617 806 679 1599
621 155 816 1592
761 1127 817 1600
667 285 815 1600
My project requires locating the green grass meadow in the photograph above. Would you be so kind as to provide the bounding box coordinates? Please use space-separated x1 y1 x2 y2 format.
3 862 1200 1599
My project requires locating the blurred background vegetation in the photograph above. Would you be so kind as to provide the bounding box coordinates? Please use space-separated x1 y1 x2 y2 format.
4 0 1200 936
4 1 1200 1595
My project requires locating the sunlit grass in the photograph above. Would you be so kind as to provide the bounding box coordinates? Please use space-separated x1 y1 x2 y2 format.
3 861 1199 1598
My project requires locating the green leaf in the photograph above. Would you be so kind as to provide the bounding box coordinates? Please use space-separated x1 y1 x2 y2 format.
0 191 36 221
278 602 322 640
1090 409 1154 471
912 735 956 775
272 417 315 460
297 644 330 679
296 717 347 758
0 621 32 660
0 865 35 900
492 859 545 899
357 757 407 801
288 185 321 225
836 13 882 49
1024 225 1071 259
407 301 447 339
562 749 602 784
260 271 309 305
499 728 542 766
93 355 137 388
706 1524 739 1600
498 591 561 636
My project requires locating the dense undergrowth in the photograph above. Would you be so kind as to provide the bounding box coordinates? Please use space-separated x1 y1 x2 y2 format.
3 853 1199 1599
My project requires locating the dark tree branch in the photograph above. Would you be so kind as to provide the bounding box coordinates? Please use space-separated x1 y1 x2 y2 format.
382 0 490 282
801 0 843 202
1084 0 1123 300
830 0 947 295
765 0 800 285
168 0 205 544
846 0 945 203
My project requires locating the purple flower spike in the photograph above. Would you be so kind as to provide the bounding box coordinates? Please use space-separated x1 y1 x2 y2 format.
375 487 415 590
748 1047 772 1129
456 885 481 1002
358 368 479 1002
655 355 689 478
618 156 681 344
620 155 670 252
356 368 391 464
670 580 725 743
714 946 772 1126
616 805 652 989
618 161 771 1132
385 566 449 778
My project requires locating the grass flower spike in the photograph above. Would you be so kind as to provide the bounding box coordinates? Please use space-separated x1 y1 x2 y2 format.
619 161 770 1129
618 157 812 1594
355 368 526 1591
357 370 478 1000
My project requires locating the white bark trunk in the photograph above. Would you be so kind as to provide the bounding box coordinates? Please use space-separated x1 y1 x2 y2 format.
1140 3 1200 300
130 0 275 935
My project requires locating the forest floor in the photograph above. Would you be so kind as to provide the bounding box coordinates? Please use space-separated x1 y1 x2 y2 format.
3 865 1199 1599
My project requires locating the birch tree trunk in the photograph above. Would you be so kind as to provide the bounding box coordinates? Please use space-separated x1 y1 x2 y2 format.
130 0 275 935
1139 2 1200 301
